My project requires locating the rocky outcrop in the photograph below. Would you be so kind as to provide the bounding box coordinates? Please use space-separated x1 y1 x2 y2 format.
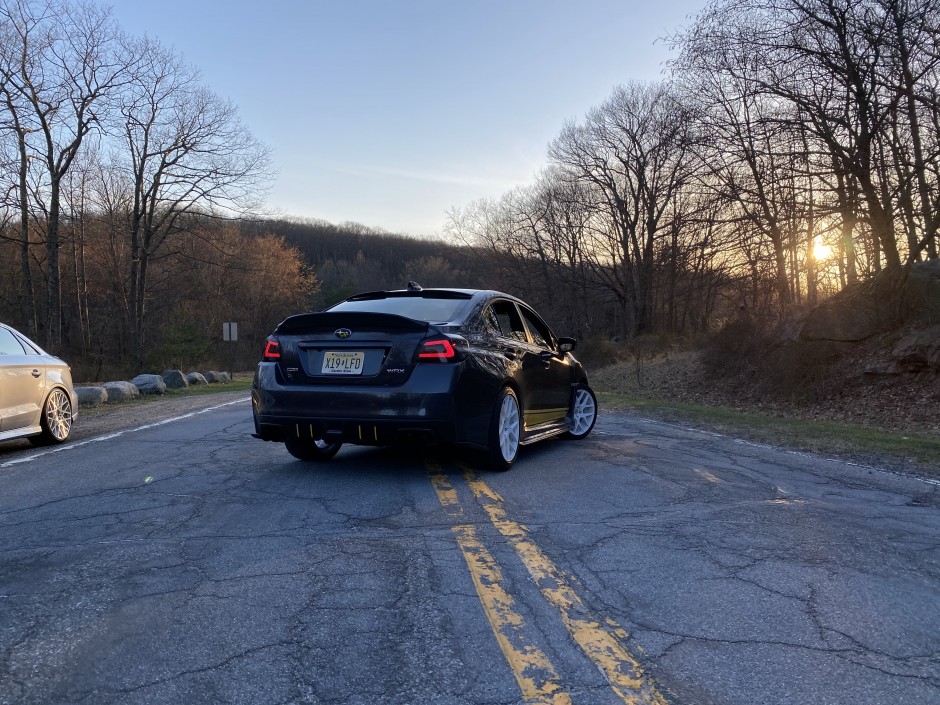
794 260 940 385
162 369 188 389
102 381 140 402
800 294 884 342
892 324 940 372
902 258 940 316
131 374 167 395
800 260 940 344
75 386 108 407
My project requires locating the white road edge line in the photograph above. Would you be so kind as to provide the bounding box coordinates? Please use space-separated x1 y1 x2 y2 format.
1 397 251 469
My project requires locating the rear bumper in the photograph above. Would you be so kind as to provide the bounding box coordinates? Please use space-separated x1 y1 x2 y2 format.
253 416 458 446
252 362 473 446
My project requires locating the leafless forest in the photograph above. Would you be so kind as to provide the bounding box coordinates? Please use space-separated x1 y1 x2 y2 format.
2 0 938 378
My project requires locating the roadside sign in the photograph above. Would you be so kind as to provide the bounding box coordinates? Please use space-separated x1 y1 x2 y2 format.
223 322 238 342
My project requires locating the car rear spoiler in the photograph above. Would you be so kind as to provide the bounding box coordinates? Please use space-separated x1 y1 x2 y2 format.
275 311 431 335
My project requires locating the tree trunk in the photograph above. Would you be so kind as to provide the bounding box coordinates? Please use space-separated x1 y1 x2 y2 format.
17 130 37 338
46 178 62 350
133 252 149 371
770 233 791 306
893 3 938 261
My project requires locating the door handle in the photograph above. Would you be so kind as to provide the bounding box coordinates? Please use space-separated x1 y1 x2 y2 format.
31 369 41 378
501 347 521 361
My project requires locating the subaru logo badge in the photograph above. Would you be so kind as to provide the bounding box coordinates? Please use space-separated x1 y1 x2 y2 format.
334 328 352 339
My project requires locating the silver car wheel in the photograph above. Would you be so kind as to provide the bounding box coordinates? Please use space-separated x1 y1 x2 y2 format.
498 393 520 462
45 388 73 441
565 384 598 441
571 387 596 436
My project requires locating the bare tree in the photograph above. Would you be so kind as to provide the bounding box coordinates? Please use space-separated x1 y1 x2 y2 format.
877 0 940 260
675 0 940 274
550 82 698 336
0 72 39 335
115 38 272 368
0 0 142 348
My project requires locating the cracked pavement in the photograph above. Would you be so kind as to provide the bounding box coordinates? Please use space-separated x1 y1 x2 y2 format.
0 400 937 704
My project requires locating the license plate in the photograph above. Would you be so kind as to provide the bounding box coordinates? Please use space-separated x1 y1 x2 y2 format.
321 351 364 375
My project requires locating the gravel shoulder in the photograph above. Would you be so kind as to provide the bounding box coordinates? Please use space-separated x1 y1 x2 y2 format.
75 389 251 441
0 388 251 459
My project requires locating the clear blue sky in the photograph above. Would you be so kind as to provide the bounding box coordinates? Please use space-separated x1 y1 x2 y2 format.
106 0 706 237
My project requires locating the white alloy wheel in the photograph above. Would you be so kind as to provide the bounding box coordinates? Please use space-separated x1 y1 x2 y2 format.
485 387 521 471
565 385 597 440
43 388 73 442
498 393 520 462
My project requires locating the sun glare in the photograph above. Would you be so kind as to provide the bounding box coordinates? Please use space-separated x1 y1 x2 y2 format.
813 242 833 260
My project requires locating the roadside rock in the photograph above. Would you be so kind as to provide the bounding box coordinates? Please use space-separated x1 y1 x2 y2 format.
204 371 231 383
162 369 188 389
102 381 140 403
131 374 167 395
186 372 208 386
903 258 940 317
862 359 902 382
75 386 108 407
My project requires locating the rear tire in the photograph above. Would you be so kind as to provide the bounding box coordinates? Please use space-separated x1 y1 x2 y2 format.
484 387 520 471
30 388 73 445
564 384 597 440
284 436 342 461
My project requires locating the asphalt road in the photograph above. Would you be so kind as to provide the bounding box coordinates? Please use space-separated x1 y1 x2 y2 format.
1 398 938 705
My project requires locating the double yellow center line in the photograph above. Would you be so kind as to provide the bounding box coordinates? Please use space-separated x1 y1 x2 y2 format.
427 463 668 705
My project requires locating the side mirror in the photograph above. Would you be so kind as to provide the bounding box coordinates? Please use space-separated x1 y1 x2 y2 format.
558 337 577 353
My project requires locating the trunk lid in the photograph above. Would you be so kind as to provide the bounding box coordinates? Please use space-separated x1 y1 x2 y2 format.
272 312 435 386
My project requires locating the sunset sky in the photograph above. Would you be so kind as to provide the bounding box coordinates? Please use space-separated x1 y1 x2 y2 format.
106 0 706 236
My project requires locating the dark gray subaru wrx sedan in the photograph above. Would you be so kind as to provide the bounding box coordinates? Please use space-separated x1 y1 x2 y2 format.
251 285 597 470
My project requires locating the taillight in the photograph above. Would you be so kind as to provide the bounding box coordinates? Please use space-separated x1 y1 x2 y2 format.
262 338 281 361
417 338 457 361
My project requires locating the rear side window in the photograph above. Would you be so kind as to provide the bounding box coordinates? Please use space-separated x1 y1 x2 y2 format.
0 328 27 355
486 301 529 343
329 295 469 323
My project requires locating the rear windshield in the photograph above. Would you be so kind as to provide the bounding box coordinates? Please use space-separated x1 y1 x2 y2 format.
328 294 470 323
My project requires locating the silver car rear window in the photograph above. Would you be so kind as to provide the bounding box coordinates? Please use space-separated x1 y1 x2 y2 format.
0 328 27 355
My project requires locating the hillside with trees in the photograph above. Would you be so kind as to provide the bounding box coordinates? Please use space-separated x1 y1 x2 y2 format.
1 0 938 394
0 0 297 377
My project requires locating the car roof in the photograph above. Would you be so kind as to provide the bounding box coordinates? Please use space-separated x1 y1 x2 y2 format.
343 288 525 303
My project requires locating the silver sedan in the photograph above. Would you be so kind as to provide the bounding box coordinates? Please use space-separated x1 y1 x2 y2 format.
0 323 76 445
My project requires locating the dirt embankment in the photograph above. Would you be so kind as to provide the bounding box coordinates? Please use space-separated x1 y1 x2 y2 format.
591 346 940 437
